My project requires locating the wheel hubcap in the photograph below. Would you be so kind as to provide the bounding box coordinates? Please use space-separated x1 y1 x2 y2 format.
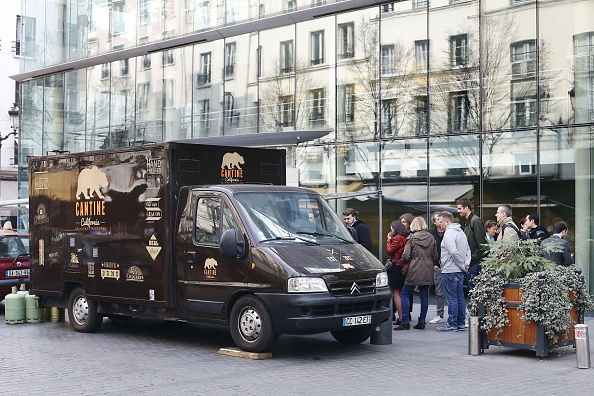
238 307 261 341
73 295 89 325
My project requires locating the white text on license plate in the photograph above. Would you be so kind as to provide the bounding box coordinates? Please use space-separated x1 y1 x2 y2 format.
5 269 29 277
342 315 371 326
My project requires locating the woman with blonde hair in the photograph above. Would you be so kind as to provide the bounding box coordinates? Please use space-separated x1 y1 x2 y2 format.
394 216 438 330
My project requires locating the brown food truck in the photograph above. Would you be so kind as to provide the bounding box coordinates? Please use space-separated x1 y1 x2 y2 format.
29 142 391 352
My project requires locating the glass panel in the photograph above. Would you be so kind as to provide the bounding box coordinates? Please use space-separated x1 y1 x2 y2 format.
133 47 163 144
258 25 295 133
42 75 65 153
428 134 480 219
64 69 88 153
222 35 251 135
21 0 45 72
163 47 187 141
295 17 334 132
336 8 378 142
429 1 479 135
482 130 538 231
87 62 111 150
482 0 536 131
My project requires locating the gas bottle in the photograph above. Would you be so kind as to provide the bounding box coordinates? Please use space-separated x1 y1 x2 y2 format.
25 294 45 323
5 286 25 324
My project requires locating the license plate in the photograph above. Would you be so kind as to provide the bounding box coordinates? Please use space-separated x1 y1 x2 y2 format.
342 315 371 327
5 269 29 277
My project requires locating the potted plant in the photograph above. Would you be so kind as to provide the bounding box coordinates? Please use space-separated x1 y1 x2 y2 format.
468 238 594 356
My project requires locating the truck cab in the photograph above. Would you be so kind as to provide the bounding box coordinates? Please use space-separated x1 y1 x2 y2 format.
175 185 391 352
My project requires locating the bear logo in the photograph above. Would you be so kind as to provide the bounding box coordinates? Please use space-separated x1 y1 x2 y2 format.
204 258 218 270
221 152 245 170
77 166 108 200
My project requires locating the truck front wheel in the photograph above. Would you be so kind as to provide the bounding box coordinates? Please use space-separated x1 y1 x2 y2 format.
68 287 103 333
230 295 278 353
331 326 373 345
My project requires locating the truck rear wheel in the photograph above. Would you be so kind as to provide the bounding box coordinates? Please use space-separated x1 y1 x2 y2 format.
68 287 103 333
331 326 373 345
230 295 278 353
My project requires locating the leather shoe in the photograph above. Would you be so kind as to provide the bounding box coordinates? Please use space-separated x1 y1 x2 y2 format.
394 323 410 330
413 322 426 330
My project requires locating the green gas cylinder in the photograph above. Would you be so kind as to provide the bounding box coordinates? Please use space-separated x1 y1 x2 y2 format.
5 286 25 324
25 294 44 323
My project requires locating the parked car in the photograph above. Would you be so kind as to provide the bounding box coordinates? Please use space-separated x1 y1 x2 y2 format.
0 233 30 301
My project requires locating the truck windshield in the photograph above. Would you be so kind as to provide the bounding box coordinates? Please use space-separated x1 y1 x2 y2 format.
234 192 355 245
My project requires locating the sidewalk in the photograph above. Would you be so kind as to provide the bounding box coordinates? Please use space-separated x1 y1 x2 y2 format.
1 301 593 395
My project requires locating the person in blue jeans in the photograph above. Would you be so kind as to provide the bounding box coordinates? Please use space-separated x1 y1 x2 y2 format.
436 211 471 332
394 216 438 330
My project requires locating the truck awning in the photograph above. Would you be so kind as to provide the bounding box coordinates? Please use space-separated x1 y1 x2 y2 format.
174 129 332 147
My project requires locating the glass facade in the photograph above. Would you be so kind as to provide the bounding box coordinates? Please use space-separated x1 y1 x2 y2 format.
15 0 594 292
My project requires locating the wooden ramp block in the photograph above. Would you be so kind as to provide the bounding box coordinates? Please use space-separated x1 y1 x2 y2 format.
217 347 272 360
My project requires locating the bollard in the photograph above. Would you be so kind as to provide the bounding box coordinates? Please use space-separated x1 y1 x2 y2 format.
575 324 590 369
370 318 392 345
468 316 482 355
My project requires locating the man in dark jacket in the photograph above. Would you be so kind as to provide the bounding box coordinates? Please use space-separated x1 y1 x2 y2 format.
456 198 487 290
342 208 372 252
525 213 550 241
541 221 573 266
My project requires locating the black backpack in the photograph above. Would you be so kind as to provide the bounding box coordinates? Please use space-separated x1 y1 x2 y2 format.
498 223 526 240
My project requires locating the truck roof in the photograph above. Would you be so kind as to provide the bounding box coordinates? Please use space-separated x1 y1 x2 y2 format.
190 184 317 194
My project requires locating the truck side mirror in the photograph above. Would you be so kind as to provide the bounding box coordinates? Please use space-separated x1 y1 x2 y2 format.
220 229 239 259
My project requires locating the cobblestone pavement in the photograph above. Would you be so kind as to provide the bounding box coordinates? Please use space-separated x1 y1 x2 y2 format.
1 301 592 396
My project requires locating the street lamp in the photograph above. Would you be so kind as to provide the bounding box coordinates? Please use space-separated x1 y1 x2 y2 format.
8 103 19 132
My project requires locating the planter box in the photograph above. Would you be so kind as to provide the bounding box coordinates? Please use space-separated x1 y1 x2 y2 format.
479 283 581 357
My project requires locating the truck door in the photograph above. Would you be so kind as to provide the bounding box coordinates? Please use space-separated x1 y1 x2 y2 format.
183 193 250 320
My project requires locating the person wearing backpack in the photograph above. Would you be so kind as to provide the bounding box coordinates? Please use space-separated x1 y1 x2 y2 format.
495 204 520 240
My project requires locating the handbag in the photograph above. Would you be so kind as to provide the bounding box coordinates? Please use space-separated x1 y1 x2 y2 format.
385 259 394 273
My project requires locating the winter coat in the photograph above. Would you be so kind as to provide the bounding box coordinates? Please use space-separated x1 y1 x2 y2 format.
352 218 372 252
441 223 471 273
386 234 406 266
462 213 487 263
529 225 550 241
541 235 573 266
428 227 444 268
402 230 438 286
496 217 520 240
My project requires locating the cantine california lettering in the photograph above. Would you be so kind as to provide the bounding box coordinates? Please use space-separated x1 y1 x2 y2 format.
75 200 106 216
221 168 243 178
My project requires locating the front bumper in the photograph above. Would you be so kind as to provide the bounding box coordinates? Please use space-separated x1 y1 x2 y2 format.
256 287 392 335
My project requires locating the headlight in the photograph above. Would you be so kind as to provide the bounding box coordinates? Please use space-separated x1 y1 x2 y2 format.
287 277 328 293
376 272 389 288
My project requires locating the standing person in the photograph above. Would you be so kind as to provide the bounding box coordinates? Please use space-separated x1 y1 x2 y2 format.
525 213 550 241
436 211 471 332
456 198 487 291
495 204 520 240
519 217 529 239
541 221 573 266
400 213 413 235
485 219 498 244
386 220 408 326
428 212 445 324
342 208 372 252
399 212 414 316
395 217 438 330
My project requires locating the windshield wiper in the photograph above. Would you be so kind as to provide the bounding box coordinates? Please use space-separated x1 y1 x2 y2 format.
296 232 353 244
259 236 319 245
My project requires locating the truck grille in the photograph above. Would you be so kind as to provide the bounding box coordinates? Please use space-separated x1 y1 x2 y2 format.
326 279 376 297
